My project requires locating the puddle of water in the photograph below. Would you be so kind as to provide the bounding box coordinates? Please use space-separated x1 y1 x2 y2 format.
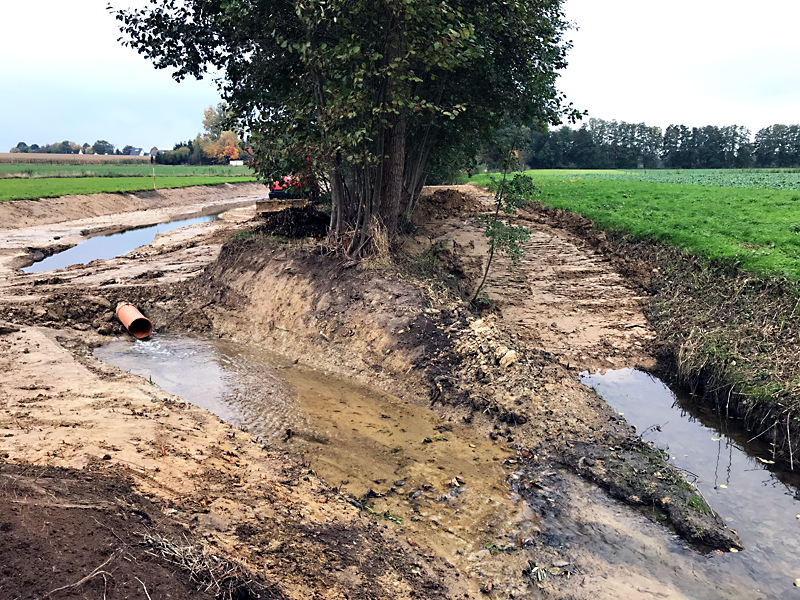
22 213 220 273
93 334 521 559
582 368 800 597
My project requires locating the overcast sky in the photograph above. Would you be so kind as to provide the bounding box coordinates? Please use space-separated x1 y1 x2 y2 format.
2 0 799 153
558 0 800 133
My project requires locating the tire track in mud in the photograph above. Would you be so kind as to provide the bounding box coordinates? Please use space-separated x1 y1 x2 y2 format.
425 185 655 371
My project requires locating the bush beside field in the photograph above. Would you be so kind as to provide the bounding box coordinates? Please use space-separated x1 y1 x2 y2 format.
0 176 258 202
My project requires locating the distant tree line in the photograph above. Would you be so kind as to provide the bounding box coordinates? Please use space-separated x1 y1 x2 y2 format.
10 140 120 155
9 105 245 166
156 103 246 166
480 119 800 171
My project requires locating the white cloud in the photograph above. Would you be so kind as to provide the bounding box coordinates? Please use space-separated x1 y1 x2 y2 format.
558 0 800 133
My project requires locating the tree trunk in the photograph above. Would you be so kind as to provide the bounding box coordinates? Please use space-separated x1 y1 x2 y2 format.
379 112 406 236
330 155 345 238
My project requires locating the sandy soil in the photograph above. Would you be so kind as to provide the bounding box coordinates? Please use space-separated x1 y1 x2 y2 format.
0 183 755 598
420 185 656 372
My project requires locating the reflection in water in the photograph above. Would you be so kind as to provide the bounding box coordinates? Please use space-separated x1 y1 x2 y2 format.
582 368 800 598
23 213 220 273
93 335 299 440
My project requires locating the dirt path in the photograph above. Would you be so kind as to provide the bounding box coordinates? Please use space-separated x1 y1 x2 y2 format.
0 184 758 598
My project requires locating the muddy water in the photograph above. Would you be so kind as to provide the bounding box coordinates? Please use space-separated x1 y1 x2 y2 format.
94 334 526 562
582 368 800 597
23 213 221 273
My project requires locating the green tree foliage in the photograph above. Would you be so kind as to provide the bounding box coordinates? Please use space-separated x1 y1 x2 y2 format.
159 146 191 165
93 140 115 155
202 103 233 140
113 0 579 252
516 119 786 170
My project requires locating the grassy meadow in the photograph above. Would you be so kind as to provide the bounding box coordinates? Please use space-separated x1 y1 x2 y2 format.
468 170 800 280
0 175 258 202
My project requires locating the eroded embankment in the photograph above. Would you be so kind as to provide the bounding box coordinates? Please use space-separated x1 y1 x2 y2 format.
138 231 739 551
0 195 744 556
518 198 800 469
0 181 269 229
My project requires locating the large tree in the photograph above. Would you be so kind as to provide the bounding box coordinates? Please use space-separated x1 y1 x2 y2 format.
93 140 115 155
114 0 578 252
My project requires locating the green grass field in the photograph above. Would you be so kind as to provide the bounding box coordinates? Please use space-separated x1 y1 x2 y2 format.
468 170 800 279
549 169 800 191
0 176 259 202
0 163 252 179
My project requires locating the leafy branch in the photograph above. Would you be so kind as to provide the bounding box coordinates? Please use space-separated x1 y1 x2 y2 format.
471 163 539 305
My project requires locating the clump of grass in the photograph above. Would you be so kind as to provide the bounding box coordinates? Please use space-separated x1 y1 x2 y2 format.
686 495 710 515
406 244 443 279
360 217 392 270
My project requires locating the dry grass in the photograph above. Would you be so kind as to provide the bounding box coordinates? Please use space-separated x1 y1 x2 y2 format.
0 153 149 165
138 531 270 600
359 216 392 269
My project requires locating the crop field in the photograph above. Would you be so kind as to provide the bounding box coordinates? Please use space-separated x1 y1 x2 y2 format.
0 176 258 202
0 163 253 179
0 153 150 165
551 168 800 191
469 170 800 279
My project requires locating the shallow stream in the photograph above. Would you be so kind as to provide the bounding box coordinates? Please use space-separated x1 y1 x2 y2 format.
23 213 221 273
93 334 524 561
93 334 795 597
582 368 800 597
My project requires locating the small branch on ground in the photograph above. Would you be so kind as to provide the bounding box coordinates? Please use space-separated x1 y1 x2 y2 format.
44 550 118 597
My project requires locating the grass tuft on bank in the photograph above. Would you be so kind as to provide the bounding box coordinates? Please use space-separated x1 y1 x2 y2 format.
0 176 258 202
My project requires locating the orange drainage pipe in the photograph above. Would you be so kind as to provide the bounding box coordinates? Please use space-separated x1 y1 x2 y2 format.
116 303 153 339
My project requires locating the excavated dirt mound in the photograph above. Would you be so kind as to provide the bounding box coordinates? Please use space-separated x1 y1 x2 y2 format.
414 188 482 224
254 206 329 239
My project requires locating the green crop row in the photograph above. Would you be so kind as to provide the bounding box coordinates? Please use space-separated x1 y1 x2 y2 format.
468 171 800 280
0 176 259 202
553 169 800 191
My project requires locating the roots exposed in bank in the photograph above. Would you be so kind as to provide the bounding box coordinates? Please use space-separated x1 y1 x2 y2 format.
139 531 273 600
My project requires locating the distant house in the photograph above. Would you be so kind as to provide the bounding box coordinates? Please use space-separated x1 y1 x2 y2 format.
127 147 145 156
229 160 244 166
